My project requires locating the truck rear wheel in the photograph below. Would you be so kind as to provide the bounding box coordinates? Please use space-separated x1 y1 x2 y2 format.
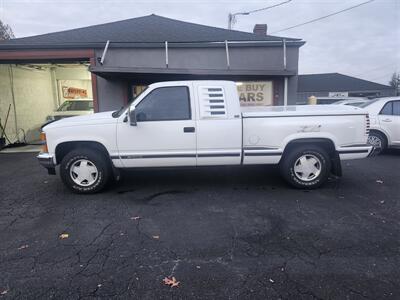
280 145 331 189
60 148 110 194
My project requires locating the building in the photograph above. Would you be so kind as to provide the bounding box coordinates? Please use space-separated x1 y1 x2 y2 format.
0 14 304 143
297 73 395 104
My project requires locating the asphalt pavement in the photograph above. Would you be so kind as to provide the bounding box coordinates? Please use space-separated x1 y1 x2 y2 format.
0 151 399 299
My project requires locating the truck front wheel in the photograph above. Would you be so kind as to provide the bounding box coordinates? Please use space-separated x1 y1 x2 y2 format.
280 146 331 189
60 148 110 194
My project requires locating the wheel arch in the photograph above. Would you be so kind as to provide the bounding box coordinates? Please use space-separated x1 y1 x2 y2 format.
55 141 111 165
281 138 341 176
369 129 389 147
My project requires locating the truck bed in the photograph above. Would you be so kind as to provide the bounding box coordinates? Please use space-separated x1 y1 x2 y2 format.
241 105 367 118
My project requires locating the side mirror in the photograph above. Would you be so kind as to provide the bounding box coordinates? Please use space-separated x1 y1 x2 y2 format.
129 108 137 126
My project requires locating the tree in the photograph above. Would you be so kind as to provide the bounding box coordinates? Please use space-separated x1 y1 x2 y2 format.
0 20 15 40
389 72 400 96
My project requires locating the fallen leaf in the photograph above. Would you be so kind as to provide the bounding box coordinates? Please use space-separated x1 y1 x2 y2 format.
376 180 384 184
18 245 29 250
152 235 159 239
163 277 180 288
59 233 69 239
269 278 275 283
131 216 141 220
380 200 385 204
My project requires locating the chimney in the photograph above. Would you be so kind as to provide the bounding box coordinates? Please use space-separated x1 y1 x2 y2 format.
253 24 268 36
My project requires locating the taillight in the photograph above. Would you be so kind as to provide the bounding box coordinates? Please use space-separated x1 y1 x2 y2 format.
365 114 370 135
40 132 48 153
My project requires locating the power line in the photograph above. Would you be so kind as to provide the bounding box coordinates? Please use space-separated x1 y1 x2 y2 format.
244 0 293 14
271 0 376 34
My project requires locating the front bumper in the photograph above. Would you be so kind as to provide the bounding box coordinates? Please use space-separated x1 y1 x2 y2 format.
37 153 56 175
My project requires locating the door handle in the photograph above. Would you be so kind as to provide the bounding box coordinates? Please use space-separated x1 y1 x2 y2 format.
183 127 195 133
382 119 392 122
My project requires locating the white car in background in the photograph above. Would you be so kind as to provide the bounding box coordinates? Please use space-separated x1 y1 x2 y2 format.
361 97 400 154
330 99 371 107
46 99 94 122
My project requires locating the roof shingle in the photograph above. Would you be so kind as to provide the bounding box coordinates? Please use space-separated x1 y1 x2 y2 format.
298 73 392 92
0 14 303 49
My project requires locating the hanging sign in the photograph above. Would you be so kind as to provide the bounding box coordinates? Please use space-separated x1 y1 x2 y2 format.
237 82 273 106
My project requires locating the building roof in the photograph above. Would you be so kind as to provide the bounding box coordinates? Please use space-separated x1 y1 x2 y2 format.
0 14 304 50
298 73 393 92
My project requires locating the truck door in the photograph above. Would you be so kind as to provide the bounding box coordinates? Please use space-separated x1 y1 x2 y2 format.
193 81 242 165
116 84 197 167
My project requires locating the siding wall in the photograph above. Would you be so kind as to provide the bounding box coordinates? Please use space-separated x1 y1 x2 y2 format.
95 45 301 111
96 45 299 72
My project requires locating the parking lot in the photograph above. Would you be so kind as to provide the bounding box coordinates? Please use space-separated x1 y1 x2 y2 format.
0 151 399 299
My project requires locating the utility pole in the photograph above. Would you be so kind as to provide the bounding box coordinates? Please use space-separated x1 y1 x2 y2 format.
228 12 249 30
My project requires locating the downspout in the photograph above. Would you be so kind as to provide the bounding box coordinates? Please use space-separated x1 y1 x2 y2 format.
283 39 288 106
8 65 18 141
165 41 169 68
225 40 230 69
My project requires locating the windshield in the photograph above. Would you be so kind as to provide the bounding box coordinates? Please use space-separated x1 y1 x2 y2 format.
112 86 148 118
57 100 93 111
359 99 379 108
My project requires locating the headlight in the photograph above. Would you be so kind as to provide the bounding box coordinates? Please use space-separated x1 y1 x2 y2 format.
46 115 55 121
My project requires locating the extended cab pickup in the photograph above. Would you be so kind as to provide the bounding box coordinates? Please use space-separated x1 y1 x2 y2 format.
38 80 372 193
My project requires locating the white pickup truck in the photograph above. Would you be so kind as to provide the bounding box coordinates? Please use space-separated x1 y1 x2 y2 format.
38 80 372 193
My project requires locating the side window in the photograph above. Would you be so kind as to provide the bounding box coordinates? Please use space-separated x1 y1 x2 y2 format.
393 101 400 116
380 102 393 115
135 87 191 121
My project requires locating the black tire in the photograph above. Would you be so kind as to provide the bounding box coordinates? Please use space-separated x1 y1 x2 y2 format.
60 148 110 194
367 131 387 155
280 145 331 189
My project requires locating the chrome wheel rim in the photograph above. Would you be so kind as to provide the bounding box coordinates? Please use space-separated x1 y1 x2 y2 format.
367 135 382 148
70 159 98 186
294 154 322 182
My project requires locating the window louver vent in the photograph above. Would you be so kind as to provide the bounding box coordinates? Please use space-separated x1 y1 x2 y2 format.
198 86 227 118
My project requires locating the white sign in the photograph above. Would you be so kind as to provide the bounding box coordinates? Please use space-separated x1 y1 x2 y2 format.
328 92 348 97
237 81 273 106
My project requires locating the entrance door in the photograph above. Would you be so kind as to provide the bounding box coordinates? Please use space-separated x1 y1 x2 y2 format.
117 85 197 167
